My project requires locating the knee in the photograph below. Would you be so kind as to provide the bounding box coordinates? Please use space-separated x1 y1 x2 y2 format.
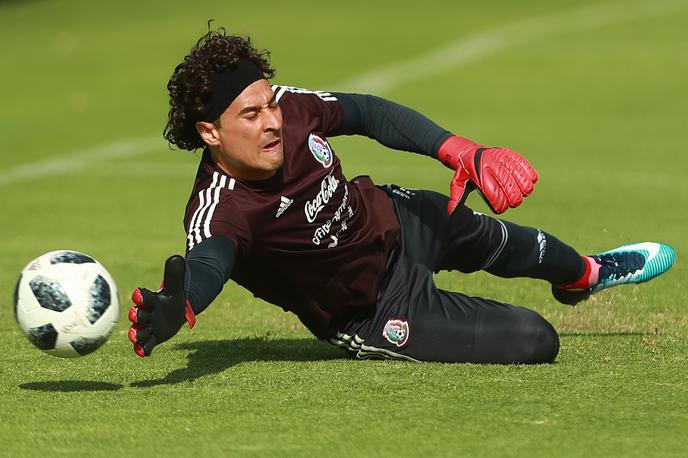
479 306 560 364
524 314 559 364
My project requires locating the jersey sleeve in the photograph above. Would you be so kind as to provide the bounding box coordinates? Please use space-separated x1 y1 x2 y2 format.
185 235 236 314
184 171 252 255
271 85 344 136
331 92 452 157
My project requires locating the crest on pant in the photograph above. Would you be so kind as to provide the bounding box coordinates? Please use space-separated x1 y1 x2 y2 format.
383 319 409 347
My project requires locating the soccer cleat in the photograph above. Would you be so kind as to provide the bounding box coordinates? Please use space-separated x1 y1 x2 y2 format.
552 242 675 306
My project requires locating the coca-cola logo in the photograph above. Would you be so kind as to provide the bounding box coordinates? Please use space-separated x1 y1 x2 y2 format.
305 174 339 223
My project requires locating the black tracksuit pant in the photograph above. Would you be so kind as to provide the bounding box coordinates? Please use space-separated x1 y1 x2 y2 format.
330 185 585 364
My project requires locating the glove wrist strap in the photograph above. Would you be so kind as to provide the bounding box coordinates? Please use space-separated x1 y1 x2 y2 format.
437 135 484 169
185 299 197 329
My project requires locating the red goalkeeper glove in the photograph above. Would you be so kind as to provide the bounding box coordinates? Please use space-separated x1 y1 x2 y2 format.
127 255 196 357
438 135 538 215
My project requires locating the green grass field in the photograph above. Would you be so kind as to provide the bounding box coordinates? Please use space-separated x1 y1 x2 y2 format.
1 0 687 456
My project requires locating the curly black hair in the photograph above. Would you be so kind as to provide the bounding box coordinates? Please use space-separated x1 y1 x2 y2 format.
164 26 275 151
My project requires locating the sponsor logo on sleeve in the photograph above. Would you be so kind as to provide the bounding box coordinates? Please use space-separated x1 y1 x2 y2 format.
383 319 410 347
308 134 333 168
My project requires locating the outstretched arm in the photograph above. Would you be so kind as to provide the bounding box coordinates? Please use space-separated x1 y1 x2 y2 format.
185 235 236 315
331 92 538 214
331 92 451 158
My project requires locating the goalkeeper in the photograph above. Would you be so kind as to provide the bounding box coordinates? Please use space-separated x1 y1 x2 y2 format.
128 28 675 363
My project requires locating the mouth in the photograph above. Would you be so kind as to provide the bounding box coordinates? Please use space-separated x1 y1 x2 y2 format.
262 138 281 153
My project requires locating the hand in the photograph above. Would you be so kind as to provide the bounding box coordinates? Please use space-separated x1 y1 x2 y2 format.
438 135 538 214
127 255 196 357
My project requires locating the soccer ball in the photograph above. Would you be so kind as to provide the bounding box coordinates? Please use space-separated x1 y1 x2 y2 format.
14 250 120 358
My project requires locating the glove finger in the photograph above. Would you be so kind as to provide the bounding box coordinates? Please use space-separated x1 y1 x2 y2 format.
508 186 524 208
509 155 537 196
494 162 526 208
127 325 137 344
520 156 538 183
494 149 531 197
128 306 137 323
128 306 152 325
510 162 535 196
497 148 537 195
162 255 186 295
447 168 471 214
128 323 151 345
501 148 537 182
481 169 510 213
140 334 159 356
133 344 146 357
131 288 157 311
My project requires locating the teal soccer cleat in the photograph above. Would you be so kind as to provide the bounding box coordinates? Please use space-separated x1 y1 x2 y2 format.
552 242 675 306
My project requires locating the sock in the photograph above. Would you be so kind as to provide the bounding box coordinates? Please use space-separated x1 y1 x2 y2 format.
482 222 589 284
556 256 601 290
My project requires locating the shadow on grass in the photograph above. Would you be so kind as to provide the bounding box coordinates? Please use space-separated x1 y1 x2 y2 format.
559 332 650 337
130 337 345 388
19 380 123 392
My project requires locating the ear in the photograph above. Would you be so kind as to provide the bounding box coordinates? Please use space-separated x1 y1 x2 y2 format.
196 121 221 147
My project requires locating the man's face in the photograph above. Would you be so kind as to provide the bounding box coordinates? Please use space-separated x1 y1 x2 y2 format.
201 79 283 181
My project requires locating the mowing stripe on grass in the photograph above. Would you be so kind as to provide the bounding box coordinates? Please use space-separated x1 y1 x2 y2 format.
0 0 684 188
0 136 161 188
333 0 687 94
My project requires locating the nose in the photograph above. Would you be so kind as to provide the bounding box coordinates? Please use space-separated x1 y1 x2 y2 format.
264 105 281 132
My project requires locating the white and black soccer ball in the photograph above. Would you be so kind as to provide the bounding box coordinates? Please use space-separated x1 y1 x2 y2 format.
14 250 119 358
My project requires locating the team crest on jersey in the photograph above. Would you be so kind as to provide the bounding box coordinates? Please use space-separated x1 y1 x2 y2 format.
308 134 333 168
383 319 410 347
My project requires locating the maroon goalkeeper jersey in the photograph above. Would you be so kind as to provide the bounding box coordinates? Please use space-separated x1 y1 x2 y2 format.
183 86 400 339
